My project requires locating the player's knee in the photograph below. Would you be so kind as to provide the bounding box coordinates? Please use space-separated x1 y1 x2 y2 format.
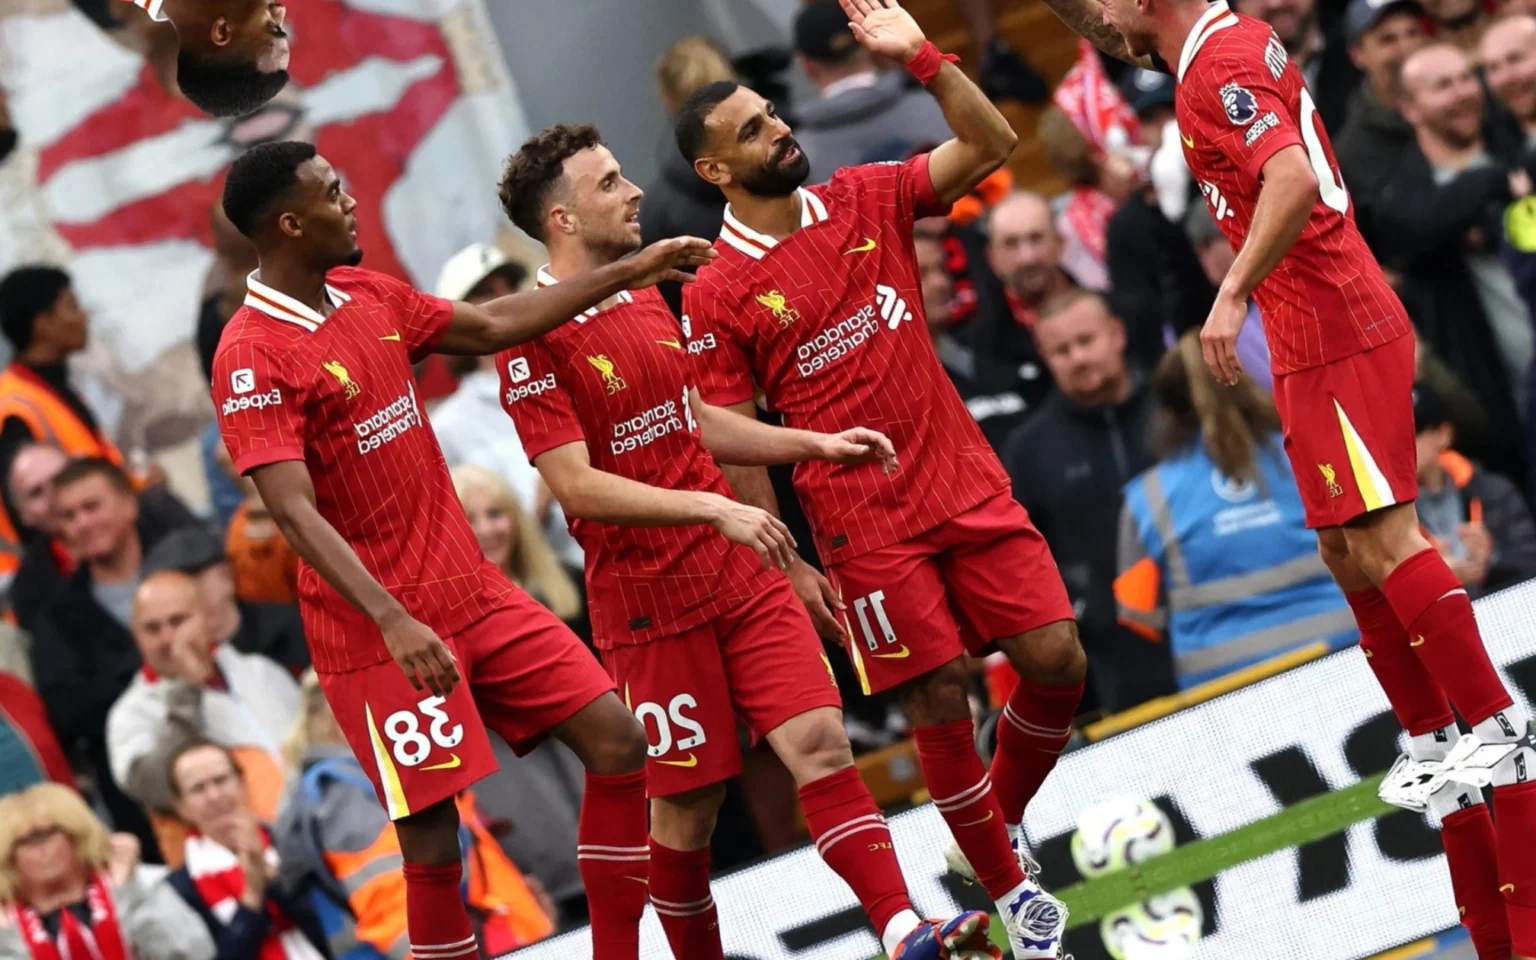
898 658 973 726
395 799 464 865
1002 620 1086 686
770 708 855 783
597 716 650 775
1342 504 1431 583
651 785 725 850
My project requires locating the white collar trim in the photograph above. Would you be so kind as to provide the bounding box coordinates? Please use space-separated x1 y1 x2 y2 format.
1178 1 1238 81
535 265 632 323
718 188 829 261
243 272 351 332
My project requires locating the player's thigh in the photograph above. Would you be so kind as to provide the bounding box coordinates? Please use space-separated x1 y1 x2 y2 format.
933 492 1076 656
1272 336 1417 530
602 625 742 798
825 537 965 696
316 652 496 822
458 598 614 758
714 578 845 746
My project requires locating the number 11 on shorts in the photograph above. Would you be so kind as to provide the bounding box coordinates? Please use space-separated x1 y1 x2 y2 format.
851 590 897 651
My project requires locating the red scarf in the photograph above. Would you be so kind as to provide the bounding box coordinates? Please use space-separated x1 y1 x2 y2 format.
1063 186 1120 266
11 874 129 960
183 829 319 960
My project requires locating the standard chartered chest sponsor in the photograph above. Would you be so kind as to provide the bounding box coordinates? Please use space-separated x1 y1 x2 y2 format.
611 387 697 455
353 385 424 454
795 304 879 377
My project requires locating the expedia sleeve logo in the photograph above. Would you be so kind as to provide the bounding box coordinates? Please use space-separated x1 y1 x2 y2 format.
221 388 282 416
506 373 558 405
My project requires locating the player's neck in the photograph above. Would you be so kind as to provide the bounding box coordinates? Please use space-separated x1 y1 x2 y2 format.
252 254 335 317
725 188 804 242
545 245 629 309
1157 1 1219 80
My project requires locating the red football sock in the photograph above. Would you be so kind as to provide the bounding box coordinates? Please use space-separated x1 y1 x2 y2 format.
914 719 1024 900
1380 550 1513 727
401 861 477 959
578 771 650 960
648 841 724 960
799 766 914 937
1496 781 1536 956
1346 589 1456 735
1441 806 1513 960
989 676 1080 825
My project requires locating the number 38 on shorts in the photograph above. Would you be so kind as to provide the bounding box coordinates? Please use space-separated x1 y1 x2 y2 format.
379 695 465 768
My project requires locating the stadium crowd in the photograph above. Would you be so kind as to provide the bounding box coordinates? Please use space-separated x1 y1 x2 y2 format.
2 0 1536 953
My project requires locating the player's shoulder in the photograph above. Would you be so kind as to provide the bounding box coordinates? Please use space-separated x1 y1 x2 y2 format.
213 306 289 362
689 248 748 306
1195 12 1288 73
325 265 396 298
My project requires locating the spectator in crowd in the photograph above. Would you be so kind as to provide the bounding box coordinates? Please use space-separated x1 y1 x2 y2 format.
1233 0 1359 132
30 458 198 857
948 0 1049 103
1115 333 1355 690
0 267 132 588
643 36 735 271
1413 326 1492 455
791 1 952 184
107 570 298 865
0 672 72 798
1334 0 1428 210
1481 13 1536 153
1185 205 1272 389
1002 289 1173 713
1376 42 1534 482
275 672 556 955
988 190 1075 329
224 478 299 607
1105 67 1217 368
197 205 259 530
143 526 308 673
450 466 583 627
917 229 1028 446
164 742 329 960
429 245 584 575
1413 381 1536 596
1422 0 1493 52
1036 105 1137 295
0 783 213 960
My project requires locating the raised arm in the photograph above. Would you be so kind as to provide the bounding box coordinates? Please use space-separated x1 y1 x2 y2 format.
435 237 715 355
839 0 1018 204
694 391 897 470
249 460 459 695
1034 0 1155 69
532 441 796 571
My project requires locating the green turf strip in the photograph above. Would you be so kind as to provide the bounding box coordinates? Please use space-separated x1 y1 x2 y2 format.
873 774 1391 957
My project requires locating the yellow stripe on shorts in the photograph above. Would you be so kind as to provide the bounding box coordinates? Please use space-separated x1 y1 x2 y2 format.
1334 399 1395 511
365 703 411 820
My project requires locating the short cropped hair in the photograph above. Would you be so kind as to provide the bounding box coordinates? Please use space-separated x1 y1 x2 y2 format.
177 49 289 119
674 79 741 163
52 457 134 497
167 739 243 798
0 266 71 353
222 140 318 237
498 124 606 242
1038 286 1113 324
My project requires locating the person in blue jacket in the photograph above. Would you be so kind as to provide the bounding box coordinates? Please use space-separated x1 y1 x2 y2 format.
1115 332 1357 689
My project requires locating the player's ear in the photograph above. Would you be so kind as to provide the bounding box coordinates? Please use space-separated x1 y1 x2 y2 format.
694 157 730 189
548 201 575 238
277 210 303 239
210 16 234 49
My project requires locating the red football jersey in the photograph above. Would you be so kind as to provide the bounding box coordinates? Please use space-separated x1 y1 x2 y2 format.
211 267 514 672
685 156 1012 566
498 272 776 648
1172 1 1410 373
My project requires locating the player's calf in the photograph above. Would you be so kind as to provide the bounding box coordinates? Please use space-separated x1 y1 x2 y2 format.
992 621 1083 829
396 800 478 960
651 786 728 960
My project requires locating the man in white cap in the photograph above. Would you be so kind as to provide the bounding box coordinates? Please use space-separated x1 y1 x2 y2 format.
428 244 583 572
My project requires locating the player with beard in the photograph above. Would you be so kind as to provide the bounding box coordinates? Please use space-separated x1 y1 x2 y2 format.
1035 0 1536 954
209 141 715 960
119 0 290 117
676 2 1080 957
494 122 999 960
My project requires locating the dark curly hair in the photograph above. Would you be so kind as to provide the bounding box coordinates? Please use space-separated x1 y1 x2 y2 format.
498 124 606 242
177 49 289 118
222 140 317 238
674 79 740 163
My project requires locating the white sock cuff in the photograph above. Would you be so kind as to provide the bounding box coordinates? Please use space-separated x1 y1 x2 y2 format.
880 909 922 956
1427 782 1484 820
1407 724 1460 762
1473 704 1529 744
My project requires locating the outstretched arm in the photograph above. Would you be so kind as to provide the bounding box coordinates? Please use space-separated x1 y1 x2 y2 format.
694 391 898 470
533 441 796 571
839 0 1017 204
1035 0 1155 69
436 237 715 354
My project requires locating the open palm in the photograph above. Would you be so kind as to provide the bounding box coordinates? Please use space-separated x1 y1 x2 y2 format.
837 0 926 62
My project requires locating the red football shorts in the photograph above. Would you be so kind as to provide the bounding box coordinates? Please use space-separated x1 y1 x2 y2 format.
825 491 1073 695
1271 334 1418 529
319 593 613 820
601 577 842 797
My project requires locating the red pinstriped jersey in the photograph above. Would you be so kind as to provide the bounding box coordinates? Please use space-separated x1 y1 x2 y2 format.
211 267 513 672
121 0 167 20
498 275 776 648
1172 1 1410 373
685 156 1012 566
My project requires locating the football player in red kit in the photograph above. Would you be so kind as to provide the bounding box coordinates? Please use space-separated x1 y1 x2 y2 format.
210 140 714 960
116 0 290 117
1039 0 1536 955
675 2 1080 956
493 123 999 960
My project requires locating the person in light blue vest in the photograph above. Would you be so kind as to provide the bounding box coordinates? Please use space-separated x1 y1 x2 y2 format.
1114 333 1357 689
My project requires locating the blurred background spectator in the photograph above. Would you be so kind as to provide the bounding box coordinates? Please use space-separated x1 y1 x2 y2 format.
1334 0 1427 214
1233 0 1359 131
948 0 1049 103
1116 334 1354 691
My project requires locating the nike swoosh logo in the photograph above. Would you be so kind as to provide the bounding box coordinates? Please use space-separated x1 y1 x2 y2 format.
656 753 699 768
1502 883 1516 894
421 753 462 771
381 331 402 341
656 339 683 350
843 238 877 255
1410 636 1426 647
957 810 994 827
871 645 911 659
1181 133 1195 148
625 876 649 885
